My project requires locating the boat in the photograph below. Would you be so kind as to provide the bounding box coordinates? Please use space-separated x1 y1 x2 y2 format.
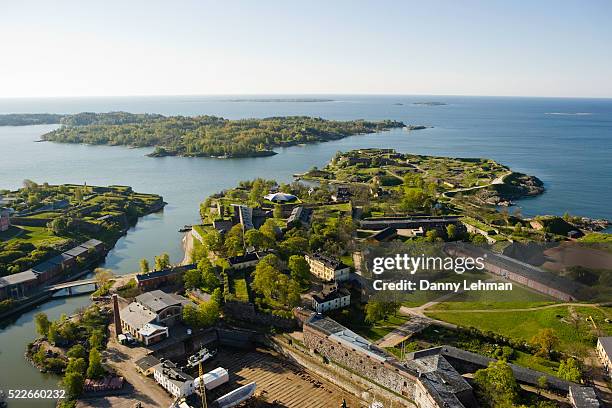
213 382 256 408
178 225 192 232
186 347 216 368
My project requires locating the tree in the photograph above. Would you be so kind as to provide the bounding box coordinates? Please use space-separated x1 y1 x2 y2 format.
47 322 60 345
225 224 244 256
182 300 219 329
94 268 114 285
67 344 87 360
63 372 84 399
34 312 51 336
201 263 220 292
531 328 559 358
245 229 268 250
365 301 386 323
66 357 87 376
182 304 200 328
514 222 523 235
288 255 310 285
273 204 283 219
251 262 280 300
86 348 105 379
154 253 170 270
260 218 278 243
557 358 582 382
139 258 150 273
473 360 519 408
424 229 439 242
184 267 202 290
537 376 548 394
202 229 224 253
197 299 220 327
446 224 457 240
88 329 104 350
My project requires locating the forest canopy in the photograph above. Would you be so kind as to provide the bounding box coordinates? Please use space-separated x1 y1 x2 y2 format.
39 112 404 158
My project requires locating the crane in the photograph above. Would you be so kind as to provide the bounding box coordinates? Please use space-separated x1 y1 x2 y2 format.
199 360 208 408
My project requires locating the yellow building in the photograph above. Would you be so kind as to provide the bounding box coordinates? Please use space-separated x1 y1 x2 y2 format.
596 337 612 377
305 253 350 282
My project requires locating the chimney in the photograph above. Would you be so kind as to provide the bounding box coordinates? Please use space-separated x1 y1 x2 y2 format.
112 294 122 336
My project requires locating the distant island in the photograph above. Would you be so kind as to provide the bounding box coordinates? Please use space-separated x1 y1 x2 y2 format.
413 101 447 106
0 112 405 158
225 98 334 103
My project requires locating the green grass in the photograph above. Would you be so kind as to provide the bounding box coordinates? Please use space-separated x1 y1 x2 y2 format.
2 225 67 246
429 281 556 311
352 314 410 342
427 305 612 352
512 350 559 376
229 271 250 302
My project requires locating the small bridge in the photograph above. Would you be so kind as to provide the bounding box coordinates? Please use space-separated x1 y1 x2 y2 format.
46 278 101 296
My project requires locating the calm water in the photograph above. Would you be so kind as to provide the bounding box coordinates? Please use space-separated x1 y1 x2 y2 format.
0 95 611 406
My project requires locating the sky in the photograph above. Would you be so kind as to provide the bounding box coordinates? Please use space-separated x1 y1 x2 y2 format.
1 0 611 98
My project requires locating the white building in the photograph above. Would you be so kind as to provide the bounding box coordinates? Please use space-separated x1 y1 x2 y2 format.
153 360 195 398
119 290 193 345
312 286 351 313
305 253 350 282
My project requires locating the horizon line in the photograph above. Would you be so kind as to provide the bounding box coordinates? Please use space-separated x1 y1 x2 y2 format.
1 92 612 100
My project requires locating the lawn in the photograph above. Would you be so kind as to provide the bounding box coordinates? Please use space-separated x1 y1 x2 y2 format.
230 271 250 302
1 225 66 246
352 314 410 342
429 281 557 311
427 305 612 352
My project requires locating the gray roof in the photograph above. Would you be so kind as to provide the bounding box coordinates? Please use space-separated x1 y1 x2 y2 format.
136 290 191 313
312 287 350 304
598 337 612 358
32 261 60 274
406 354 472 408
307 314 389 362
153 360 194 387
47 253 75 265
307 252 348 271
135 355 161 371
63 246 89 258
0 270 38 288
408 345 573 392
569 386 600 408
79 238 104 249
119 301 156 330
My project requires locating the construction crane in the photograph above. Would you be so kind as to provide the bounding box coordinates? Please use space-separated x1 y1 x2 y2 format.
199 360 208 408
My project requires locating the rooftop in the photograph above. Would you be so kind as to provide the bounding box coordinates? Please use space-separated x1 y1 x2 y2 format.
79 238 104 249
62 245 89 258
0 270 38 288
307 252 348 271
598 337 612 358
569 385 600 408
154 360 194 387
139 322 168 337
31 260 59 274
136 290 191 313
120 301 156 330
312 287 350 304
307 314 388 362
264 192 297 202
134 355 161 372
